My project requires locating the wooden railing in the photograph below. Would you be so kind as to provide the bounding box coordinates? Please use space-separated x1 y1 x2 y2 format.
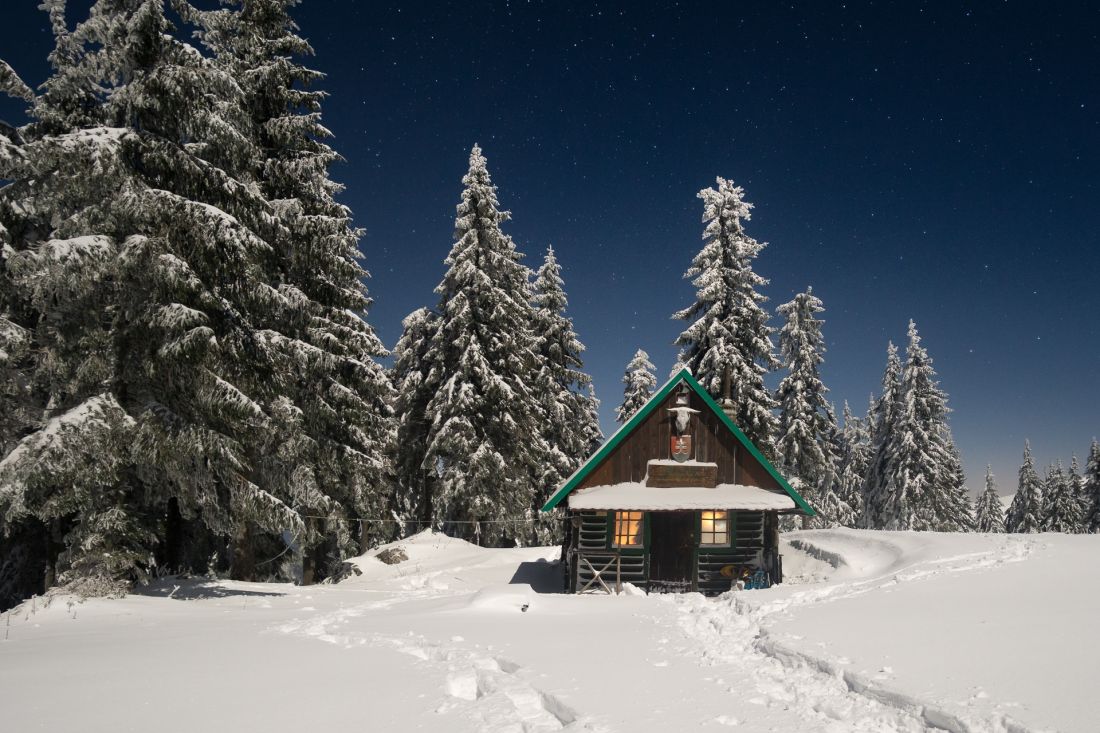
574 549 622 594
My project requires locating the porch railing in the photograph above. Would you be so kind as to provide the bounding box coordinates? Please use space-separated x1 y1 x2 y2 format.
574 549 622 594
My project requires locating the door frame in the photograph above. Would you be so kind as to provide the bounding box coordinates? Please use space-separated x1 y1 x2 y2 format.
647 510 696 587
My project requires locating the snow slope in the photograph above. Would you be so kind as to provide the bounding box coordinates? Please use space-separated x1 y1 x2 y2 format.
0 529 1095 732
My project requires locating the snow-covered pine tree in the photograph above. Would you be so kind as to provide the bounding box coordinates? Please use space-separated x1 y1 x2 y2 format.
0 61 36 471
181 0 395 578
1043 461 1082 533
974 465 1005 532
1068 454 1087 532
0 52 56 608
1006 441 1044 533
531 247 600 465
934 439 975 532
876 321 962 531
1086 440 1100 533
836 400 871 526
529 245 601 542
1 3 163 594
1 0 311 592
422 145 547 546
774 288 845 527
669 352 690 380
390 307 440 533
673 178 778 452
861 342 902 529
823 401 844 473
617 349 657 424
577 383 604 457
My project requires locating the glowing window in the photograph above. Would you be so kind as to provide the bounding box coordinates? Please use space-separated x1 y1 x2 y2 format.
700 510 730 546
613 511 643 547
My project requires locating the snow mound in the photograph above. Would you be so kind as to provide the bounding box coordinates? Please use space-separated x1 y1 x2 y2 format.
465 584 534 612
341 530 560 595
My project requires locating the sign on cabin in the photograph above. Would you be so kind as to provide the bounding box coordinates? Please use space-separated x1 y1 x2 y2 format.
670 435 692 461
647 460 717 488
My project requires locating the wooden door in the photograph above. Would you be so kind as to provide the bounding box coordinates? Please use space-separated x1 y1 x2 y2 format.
649 511 695 586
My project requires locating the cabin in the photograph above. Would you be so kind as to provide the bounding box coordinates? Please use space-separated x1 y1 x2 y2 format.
541 369 813 595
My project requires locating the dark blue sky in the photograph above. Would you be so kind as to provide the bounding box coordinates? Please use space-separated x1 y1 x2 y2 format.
2 1 1097 491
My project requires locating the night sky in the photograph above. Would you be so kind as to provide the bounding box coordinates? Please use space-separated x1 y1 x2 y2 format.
2 1 1098 492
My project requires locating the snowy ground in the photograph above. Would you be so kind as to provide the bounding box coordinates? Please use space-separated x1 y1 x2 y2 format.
1 529 1095 732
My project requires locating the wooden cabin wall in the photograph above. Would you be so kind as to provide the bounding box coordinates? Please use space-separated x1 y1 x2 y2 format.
567 508 778 595
695 510 767 594
569 510 646 592
576 388 783 494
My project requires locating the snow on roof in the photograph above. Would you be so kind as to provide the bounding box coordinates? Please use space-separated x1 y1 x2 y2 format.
567 482 796 511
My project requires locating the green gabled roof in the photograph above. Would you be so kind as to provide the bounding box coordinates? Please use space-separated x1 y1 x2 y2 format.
540 368 814 515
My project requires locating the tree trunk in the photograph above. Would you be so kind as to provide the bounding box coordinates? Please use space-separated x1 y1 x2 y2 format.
418 470 434 532
163 497 183 573
230 523 255 581
302 523 317 586
302 542 328 586
43 517 65 590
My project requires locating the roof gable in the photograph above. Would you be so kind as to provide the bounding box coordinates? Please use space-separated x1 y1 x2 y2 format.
540 368 814 515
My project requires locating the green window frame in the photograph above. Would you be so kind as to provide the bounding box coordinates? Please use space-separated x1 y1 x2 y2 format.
699 510 731 547
611 510 644 548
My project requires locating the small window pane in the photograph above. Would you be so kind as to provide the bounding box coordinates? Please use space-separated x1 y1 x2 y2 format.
613 511 643 547
700 510 730 546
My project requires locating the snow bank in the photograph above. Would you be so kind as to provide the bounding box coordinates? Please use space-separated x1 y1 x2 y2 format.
759 529 1092 733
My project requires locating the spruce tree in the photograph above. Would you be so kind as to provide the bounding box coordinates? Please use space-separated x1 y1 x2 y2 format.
1 1 257 591
531 247 600 469
673 177 778 451
421 145 547 545
1 44 57 605
836 400 871 526
528 245 600 543
0 70 36 468
181 0 395 577
669 352 689 380
775 288 845 526
390 308 440 532
934 440 975 532
577 383 604 457
974 465 1005 533
1068 455 1088 532
0 0 372 591
861 342 902 528
875 321 965 531
1085 440 1100 533
617 349 657 424
1043 461 1082 533
1006 441 1044 533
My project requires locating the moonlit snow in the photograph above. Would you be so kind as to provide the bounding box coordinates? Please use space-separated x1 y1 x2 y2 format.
2 529 1095 732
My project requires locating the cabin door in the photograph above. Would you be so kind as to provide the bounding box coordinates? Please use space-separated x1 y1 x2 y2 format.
649 511 695 588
